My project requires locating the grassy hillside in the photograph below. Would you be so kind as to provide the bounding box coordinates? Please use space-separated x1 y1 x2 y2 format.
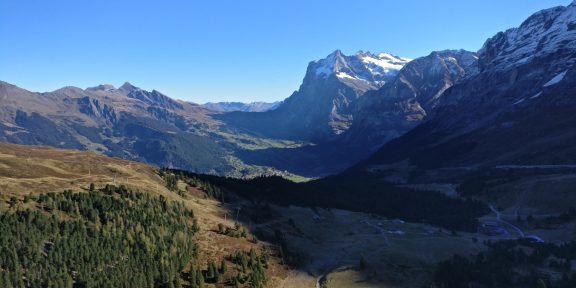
0 142 307 288
0 142 172 198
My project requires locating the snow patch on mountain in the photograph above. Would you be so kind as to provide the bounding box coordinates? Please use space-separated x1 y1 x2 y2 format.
336 72 358 80
513 98 526 105
530 92 543 99
313 50 410 85
543 71 567 87
315 51 338 76
479 3 576 70
359 52 410 77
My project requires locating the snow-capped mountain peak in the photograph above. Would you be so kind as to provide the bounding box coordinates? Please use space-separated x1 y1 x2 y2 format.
312 50 411 86
357 51 411 78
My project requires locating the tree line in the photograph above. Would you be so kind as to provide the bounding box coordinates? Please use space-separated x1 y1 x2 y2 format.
160 169 224 201
164 168 488 232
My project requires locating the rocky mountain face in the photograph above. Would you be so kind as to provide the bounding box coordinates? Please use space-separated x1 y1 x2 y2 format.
217 50 410 142
361 1 576 177
0 48 486 177
2 2 574 179
340 50 478 157
219 50 480 176
0 81 237 174
202 101 280 112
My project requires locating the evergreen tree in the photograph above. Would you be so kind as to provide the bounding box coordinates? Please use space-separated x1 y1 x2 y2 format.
359 255 367 270
9 196 17 208
195 268 204 287
193 219 200 233
220 259 227 274
207 260 216 280
537 279 547 288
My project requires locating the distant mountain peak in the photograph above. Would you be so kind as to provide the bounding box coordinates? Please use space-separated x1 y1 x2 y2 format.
119 82 140 93
313 50 345 76
52 86 85 95
86 84 116 91
311 50 411 85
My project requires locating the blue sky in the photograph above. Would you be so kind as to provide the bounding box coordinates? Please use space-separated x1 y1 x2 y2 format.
0 0 571 103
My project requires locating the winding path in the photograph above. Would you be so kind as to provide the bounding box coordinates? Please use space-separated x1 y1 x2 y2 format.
489 204 525 238
362 220 390 246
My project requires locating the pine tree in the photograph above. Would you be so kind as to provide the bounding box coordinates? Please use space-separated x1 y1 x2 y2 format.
537 279 547 288
219 260 227 274
173 275 181 288
0 271 9 288
359 255 367 270
189 268 197 287
192 219 200 233
207 260 216 280
195 268 204 287
9 196 17 208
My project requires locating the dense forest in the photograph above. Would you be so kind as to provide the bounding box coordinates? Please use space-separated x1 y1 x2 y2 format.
0 186 198 288
433 239 576 288
164 169 489 232
0 176 279 288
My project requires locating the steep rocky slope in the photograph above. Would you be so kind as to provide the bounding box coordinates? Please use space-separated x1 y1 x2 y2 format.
362 1 576 175
216 50 411 142
340 49 478 156
0 81 237 174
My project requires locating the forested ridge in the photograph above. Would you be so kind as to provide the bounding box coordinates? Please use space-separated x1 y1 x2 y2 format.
0 173 281 288
0 186 198 287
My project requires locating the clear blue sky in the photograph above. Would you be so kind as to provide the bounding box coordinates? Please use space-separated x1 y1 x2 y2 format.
0 0 571 103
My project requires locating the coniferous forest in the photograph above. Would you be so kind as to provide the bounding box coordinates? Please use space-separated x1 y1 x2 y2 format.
0 181 274 288
0 186 198 288
164 169 488 232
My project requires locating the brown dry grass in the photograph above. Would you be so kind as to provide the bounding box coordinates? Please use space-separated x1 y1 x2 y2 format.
0 142 297 287
0 142 170 198
183 194 293 287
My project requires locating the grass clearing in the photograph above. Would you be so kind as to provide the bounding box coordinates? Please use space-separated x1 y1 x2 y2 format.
257 206 486 287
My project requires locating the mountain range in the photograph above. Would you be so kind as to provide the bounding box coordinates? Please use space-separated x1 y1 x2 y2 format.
2 2 576 287
1 1 576 180
360 1 576 179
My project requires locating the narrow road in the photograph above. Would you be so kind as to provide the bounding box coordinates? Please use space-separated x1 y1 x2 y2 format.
362 220 390 246
315 274 325 288
489 204 525 238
